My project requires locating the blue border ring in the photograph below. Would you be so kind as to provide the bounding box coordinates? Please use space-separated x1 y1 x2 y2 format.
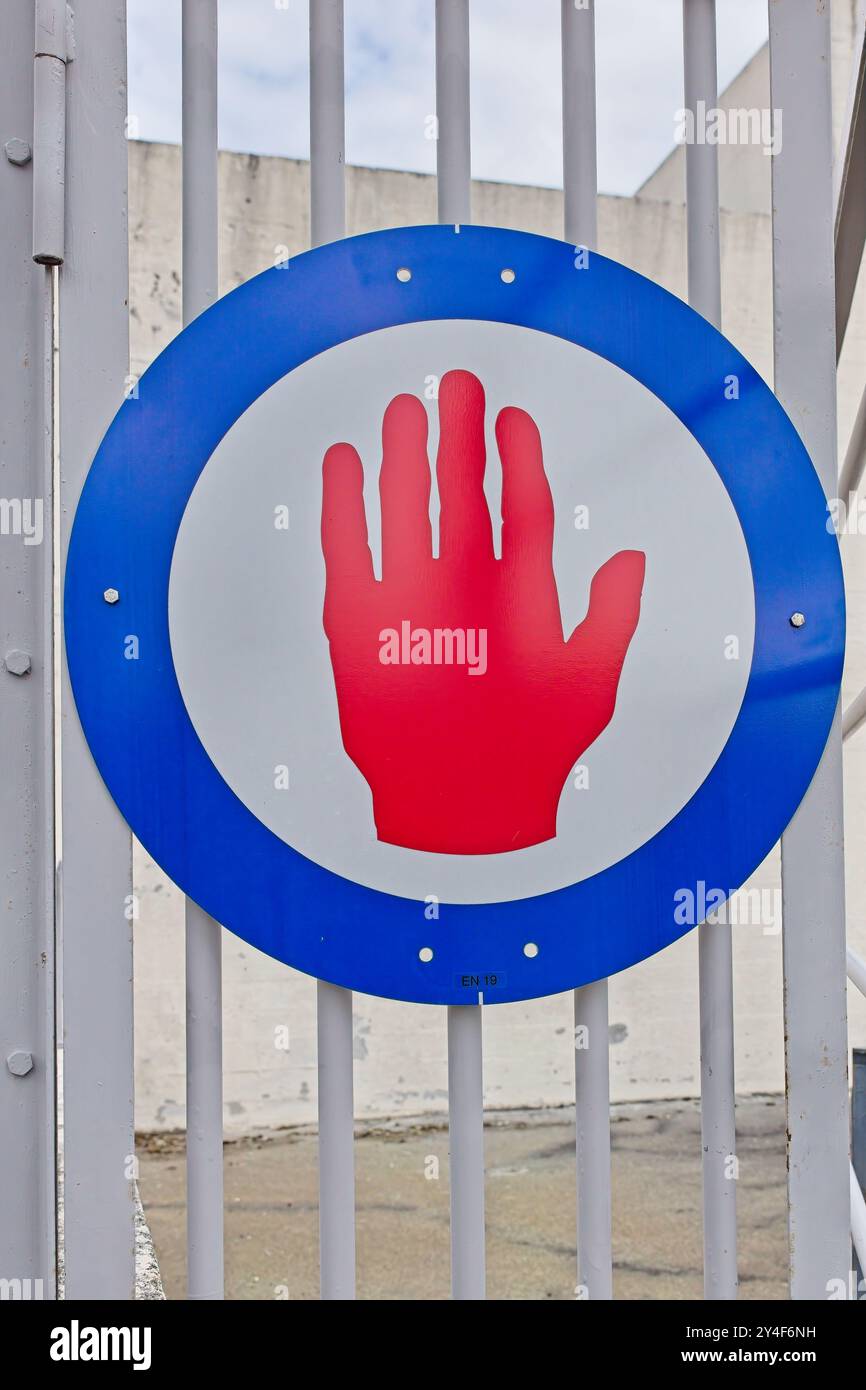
65 225 844 1005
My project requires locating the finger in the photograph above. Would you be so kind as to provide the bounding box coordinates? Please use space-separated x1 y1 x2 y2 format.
568 549 646 674
497 405 555 576
380 392 433 580
436 369 494 562
322 442 375 630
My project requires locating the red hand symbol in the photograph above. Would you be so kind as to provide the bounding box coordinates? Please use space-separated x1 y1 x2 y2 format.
321 369 645 854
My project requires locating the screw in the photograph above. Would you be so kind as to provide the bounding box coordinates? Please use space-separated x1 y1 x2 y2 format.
4 650 31 676
5 138 31 166
103 587 120 605
7 1051 33 1077
790 612 806 628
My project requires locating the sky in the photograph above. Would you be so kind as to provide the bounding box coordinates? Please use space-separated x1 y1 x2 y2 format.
127 0 769 197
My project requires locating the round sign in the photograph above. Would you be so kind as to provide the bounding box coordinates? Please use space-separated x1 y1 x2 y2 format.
64 225 844 1005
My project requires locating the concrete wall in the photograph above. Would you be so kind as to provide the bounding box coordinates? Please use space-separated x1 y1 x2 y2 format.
129 137 866 1134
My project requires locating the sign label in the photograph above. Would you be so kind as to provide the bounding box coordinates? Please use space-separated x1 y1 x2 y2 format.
65 225 844 1004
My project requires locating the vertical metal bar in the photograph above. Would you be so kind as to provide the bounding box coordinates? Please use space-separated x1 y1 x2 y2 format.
185 903 223 1298
310 0 356 1301
310 0 346 247
833 13 866 355
32 0 67 266
435 0 486 1302
683 1 721 326
572 984 611 1300
562 0 612 1303
316 980 355 1299
697 932 737 1297
682 0 737 1302
851 1163 866 1277
768 0 851 1300
435 0 471 224
561 0 597 249
853 1049 866 1288
837 382 866 502
60 0 135 1298
183 0 219 322
447 1001 485 1299
0 0 56 1300
181 0 224 1301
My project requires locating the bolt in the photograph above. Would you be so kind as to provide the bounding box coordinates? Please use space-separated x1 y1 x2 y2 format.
4 650 31 676
103 587 120 605
5 138 32 166
7 1051 33 1077
790 612 806 628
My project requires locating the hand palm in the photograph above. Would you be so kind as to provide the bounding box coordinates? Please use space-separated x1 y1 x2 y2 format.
321 369 645 854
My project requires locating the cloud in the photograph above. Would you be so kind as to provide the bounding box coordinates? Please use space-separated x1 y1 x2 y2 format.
127 0 767 196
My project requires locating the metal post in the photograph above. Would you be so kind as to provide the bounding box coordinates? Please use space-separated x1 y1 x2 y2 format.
310 0 356 1301
849 948 866 999
316 980 355 1299
683 0 737 1302
32 0 67 266
697 923 737 1297
435 0 471 225
683 1 721 327
435 0 486 1302
769 0 851 1300
833 13 866 356
0 0 56 1299
310 0 346 247
181 0 224 1301
561 0 597 250
60 0 135 1298
183 0 219 322
843 684 866 741
562 0 612 1303
853 1049 866 1288
447 1002 485 1299
851 1164 866 1278
185 903 223 1298
572 978 611 1300
838 383 866 501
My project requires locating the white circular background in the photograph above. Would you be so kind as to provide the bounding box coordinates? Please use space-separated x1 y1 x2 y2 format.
169 320 755 904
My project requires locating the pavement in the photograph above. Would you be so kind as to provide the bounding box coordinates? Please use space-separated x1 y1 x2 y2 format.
137 1094 789 1300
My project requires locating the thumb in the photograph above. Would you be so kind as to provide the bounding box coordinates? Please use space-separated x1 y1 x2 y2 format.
567 550 646 675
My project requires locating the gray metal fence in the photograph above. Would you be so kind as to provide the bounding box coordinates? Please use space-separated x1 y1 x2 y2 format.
1 0 863 1301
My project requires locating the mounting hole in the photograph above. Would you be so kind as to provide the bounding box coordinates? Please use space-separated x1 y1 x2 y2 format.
396 266 412 283
523 942 539 958
500 267 516 284
419 946 434 963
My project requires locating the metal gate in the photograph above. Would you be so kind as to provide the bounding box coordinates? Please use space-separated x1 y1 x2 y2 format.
2 0 865 1301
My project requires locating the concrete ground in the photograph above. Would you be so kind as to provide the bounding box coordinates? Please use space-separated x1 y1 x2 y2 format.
138 1095 789 1300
